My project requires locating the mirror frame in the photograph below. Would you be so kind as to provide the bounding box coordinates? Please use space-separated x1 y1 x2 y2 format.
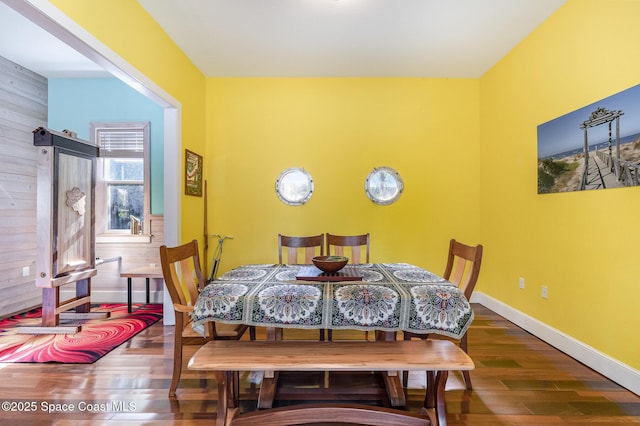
275 167 314 206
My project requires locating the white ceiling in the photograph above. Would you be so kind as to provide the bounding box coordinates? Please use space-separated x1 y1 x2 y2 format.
138 0 566 78
0 1 109 78
0 0 565 79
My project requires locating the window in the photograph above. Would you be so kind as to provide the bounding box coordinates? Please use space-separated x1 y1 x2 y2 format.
91 122 150 237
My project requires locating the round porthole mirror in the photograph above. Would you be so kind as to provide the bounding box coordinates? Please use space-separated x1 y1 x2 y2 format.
275 167 314 206
364 166 404 205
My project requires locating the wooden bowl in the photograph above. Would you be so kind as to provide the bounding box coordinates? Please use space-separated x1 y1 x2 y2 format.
312 256 348 273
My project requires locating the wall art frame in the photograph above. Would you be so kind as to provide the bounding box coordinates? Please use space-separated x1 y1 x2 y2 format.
537 84 640 194
185 149 203 197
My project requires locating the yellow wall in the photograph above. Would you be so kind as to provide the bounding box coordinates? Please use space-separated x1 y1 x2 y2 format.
479 0 640 370
50 0 208 244
205 78 481 273
48 0 639 372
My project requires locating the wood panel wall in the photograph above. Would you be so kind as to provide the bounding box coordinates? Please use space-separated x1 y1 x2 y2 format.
0 55 46 318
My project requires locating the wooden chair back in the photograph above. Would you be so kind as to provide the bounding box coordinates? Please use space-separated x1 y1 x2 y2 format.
402 238 483 390
278 234 324 264
443 239 483 300
326 233 370 264
160 239 205 310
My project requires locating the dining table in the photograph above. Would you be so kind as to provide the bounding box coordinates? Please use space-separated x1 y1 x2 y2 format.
191 262 474 409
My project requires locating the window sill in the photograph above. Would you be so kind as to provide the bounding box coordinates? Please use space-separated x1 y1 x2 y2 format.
96 234 152 244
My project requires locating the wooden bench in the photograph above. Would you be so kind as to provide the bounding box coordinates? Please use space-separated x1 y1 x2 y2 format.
188 339 474 426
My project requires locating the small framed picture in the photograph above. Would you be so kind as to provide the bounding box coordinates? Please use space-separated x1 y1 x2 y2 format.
185 149 203 196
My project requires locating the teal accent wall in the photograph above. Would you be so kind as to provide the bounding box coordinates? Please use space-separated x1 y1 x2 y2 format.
48 78 164 214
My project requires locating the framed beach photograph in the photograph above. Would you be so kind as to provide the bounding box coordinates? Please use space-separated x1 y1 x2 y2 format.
537 84 640 194
184 149 203 196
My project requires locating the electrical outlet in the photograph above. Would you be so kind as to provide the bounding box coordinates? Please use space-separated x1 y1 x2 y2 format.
22 266 30 277
519 277 525 289
541 285 548 299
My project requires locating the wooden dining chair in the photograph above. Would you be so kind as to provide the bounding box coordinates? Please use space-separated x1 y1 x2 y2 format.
324 233 371 341
326 233 370 264
160 239 249 397
278 234 324 340
278 233 324 265
403 238 483 390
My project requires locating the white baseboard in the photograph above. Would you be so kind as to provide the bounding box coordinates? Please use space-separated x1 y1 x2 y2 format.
472 292 640 396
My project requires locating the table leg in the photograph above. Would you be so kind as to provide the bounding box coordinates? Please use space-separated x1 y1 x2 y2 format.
145 278 150 304
258 327 283 409
376 330 406 407
127 278 132 313
265 327 283 341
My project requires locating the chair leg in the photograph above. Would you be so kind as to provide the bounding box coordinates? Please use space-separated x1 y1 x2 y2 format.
250 326 256 341
318 329 333 341
424 370 437 408
169 335 183 397
233 371 240 406
460 333 472 390
462 370 473 390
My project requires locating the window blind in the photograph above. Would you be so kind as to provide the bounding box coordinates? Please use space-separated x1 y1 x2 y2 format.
97 128 144 158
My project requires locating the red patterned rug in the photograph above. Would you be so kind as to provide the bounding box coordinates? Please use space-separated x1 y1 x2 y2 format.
0 304 162 363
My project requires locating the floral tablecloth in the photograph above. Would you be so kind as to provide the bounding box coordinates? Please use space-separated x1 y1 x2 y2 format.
192 263 473 339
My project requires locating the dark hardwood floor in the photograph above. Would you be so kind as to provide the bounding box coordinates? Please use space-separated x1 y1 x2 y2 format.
0 304 638 425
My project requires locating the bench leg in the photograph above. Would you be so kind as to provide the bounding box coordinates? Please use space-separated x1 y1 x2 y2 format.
214 371 239 426
214 371 228 426
382 371 406 407
258 371 279 409
424 370 448 426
